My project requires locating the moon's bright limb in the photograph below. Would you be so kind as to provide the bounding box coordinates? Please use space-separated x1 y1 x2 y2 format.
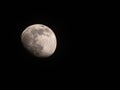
21 24 57 58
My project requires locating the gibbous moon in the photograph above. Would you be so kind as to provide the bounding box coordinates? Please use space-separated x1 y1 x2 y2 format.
21 24 57 58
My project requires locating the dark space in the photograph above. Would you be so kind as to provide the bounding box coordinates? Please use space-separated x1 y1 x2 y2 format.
0 2 107 73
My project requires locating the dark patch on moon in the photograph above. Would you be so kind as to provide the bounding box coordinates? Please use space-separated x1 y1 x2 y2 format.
31 29 44 36
30 29 44 56
31 28 51 38
41 25 44 27
22 33 32 45
30 43 44 57
22 29 44 57
44 28 51 33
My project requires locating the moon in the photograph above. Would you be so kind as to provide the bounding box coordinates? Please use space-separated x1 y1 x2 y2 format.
21 24 57 58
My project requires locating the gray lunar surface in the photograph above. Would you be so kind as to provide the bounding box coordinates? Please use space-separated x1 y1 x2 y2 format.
21 24 57 58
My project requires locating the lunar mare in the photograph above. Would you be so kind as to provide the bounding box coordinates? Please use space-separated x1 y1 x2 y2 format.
21 24 57 58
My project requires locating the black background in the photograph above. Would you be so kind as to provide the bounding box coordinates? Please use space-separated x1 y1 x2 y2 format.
0 2 107 73
0 2 116 89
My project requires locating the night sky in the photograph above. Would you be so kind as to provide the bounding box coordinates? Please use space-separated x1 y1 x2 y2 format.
1 2 105 73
